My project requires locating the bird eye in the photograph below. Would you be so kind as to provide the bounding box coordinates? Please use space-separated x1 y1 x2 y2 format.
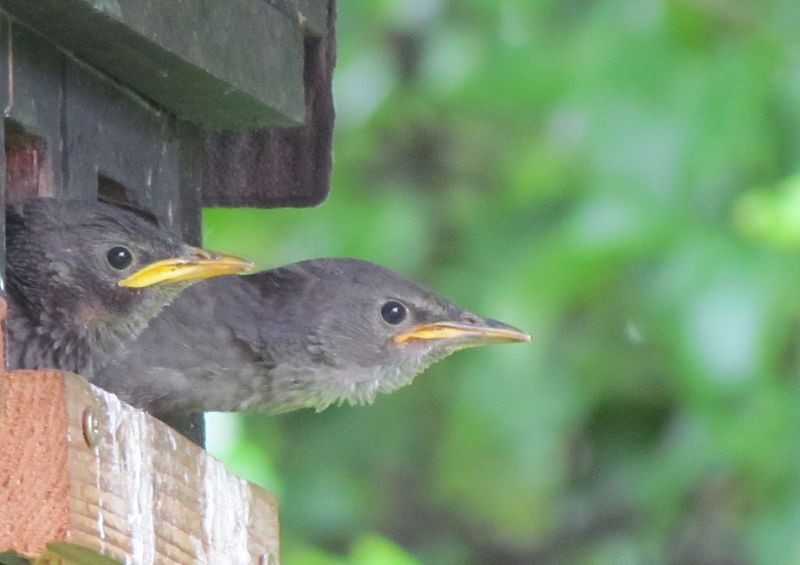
381 301 407 324
107 246 133 270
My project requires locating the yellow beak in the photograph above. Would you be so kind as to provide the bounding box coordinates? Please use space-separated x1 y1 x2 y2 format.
392 320 530 345
118 247 254 288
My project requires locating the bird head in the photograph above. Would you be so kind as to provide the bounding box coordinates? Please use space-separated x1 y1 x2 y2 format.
6 198 253 365
264 258 530 411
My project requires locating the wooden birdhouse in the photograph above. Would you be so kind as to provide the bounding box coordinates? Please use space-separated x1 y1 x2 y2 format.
0 1 335 562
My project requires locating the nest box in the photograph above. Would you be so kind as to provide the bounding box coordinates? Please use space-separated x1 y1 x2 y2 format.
0 2 334 562
0 0 335 442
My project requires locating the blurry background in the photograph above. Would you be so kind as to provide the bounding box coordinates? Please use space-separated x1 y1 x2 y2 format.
203 1 800 563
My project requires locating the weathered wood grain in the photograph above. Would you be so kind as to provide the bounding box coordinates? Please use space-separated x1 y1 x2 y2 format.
0 370 70 557
0 366 279 564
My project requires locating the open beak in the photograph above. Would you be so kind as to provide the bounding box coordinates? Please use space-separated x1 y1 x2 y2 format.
392 318 530 347
118 246 254 288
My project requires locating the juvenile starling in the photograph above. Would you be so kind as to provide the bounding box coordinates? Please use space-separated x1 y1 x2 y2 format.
5 198 253 375
94 258 530 413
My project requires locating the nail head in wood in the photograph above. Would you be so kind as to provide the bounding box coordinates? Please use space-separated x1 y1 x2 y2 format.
81 405 101 449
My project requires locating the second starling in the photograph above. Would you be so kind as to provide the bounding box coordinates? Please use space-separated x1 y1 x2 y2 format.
94 258 530 413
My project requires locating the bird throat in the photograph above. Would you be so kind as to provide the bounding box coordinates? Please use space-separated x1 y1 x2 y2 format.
8 288 180 377
265 343 455 413
78 292 180 375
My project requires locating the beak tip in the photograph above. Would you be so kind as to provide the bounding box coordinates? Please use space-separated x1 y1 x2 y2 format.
488 320 530 344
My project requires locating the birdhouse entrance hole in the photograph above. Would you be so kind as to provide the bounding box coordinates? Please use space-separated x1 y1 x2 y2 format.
97 174 134 207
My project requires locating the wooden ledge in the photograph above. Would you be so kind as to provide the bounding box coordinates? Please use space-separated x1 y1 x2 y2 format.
0 370 278 564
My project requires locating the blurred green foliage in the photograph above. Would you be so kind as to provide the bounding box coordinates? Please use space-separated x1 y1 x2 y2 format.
203 0 800 563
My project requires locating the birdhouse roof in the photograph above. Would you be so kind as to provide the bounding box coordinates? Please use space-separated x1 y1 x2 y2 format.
1 0 335 208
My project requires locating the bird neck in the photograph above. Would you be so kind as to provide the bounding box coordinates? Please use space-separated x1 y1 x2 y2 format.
6 290 177 376
265 344 454 413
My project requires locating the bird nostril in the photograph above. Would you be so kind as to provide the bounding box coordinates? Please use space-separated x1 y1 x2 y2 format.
187 248 213 262
462 314 479 325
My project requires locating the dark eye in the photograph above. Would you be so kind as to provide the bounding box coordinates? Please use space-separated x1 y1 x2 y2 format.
381 301 407 324
107 246 133 270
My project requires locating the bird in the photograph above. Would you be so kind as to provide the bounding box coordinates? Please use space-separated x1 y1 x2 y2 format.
92 258 530 414
5 198 254 375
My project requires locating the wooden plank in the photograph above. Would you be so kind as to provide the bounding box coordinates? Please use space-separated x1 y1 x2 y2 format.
2 25 63 201
0 369 70 557
0 15 6 283
174 121 205 248
62 57 181 220
269 0 331 36
0 0 305 128
0 337 279 563
199 1 335 209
